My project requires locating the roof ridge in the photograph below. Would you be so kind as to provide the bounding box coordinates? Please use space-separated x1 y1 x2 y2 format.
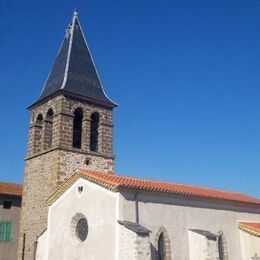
60 12 76 90
79 169 260 202
47 169 260 206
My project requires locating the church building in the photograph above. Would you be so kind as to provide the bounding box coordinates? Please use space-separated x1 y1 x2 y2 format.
15 10 260 260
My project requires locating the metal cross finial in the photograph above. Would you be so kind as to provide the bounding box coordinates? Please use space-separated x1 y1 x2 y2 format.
73 9 78 17
252 253 260 260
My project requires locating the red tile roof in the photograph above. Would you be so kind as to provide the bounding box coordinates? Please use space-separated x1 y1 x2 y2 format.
0 181 22 197
78 169 260 206
238 222 260 237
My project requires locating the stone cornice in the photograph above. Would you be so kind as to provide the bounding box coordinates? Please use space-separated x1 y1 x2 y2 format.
25 146 115 161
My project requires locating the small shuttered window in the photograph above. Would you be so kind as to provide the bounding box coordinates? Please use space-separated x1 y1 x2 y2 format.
0 221 12 242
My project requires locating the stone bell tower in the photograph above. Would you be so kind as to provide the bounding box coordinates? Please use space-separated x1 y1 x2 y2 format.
18 10 117 259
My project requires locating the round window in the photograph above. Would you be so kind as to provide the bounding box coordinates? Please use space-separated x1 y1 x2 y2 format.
75 218 88 242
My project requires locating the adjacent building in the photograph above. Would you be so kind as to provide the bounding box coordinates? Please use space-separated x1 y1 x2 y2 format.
0 181 22 260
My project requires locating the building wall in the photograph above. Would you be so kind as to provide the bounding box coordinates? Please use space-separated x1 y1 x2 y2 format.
38 179 117 260
118 191 260 260
188 231 219 260
0 195 21 260
56 150 114 183
18 150 59 259
118 225 151 260
239 230 260 260
18 94 115 260
35 179 260 260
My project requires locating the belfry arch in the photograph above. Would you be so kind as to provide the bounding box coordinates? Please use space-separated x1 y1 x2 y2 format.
73 108 83 149
43 108 54 149
90 112 99 152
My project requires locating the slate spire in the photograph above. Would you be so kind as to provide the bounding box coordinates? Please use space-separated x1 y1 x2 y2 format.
34 10 116 108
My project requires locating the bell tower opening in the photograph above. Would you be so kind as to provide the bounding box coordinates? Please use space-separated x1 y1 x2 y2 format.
44 108 54 149
73 108 83 149
90 112 99 152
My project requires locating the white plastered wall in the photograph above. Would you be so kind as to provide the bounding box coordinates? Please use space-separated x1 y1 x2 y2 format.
119 192 260 260
188 231 219 260
239 230 260 260
118 224 151 260
35 230 47 260
39 178 117 260
36 180 260 260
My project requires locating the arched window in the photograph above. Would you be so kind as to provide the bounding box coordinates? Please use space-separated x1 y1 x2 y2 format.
36 114 43 123
73 108 83 149
44 109 54 149
155 227 172 260
46 109 53 119
90 112 99 152
158 233 166 260
35 114 43 152
218 232 229 260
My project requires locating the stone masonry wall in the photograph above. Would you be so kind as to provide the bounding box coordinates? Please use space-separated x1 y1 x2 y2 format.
56 150 114 184
27 95 114 158
18 150 59 260
18 94 115 260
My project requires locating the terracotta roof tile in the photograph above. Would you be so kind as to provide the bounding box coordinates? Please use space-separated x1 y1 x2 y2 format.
46 169 260 206
0 181 22 197
78 169 260 206
238 222 260 237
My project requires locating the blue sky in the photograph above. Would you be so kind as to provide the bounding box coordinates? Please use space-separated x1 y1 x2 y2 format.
0 0 260 197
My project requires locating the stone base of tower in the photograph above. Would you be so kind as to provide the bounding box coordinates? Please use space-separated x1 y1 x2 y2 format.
17 148 114 260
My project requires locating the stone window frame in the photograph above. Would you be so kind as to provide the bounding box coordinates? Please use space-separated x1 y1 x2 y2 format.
70 213 88 244
44 108 54 149
46 108 54 120
36 113 43 123
218 231 229 260
34 106 56 124
34 114 44 151
154 226 172 260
